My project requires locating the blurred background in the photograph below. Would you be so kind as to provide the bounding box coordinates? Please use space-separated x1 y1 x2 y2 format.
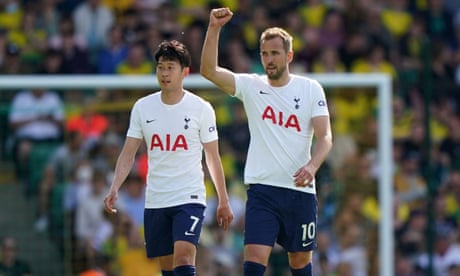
1 0 460 275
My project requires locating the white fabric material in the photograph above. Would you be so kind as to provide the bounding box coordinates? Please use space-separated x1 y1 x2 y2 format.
9 90 64 139
234 73 329 194
127 91 218 208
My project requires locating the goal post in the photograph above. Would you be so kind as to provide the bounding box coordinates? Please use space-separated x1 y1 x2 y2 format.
0 73 393 276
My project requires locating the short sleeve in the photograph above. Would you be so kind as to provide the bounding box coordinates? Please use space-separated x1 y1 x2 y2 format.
199 101 218 143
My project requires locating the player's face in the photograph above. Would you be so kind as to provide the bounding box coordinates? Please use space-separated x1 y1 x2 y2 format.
156 58 188 91
260 37 292 80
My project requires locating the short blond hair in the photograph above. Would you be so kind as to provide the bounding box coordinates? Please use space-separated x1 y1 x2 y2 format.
260 27 293 53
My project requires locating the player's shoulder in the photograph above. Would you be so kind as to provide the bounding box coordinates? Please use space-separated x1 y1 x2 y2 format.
291 74 325 92
291 74 322 85
134 91 160 105
184 90 213 106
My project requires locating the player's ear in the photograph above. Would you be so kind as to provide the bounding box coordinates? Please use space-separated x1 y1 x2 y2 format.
287 50 294 63
183 66 190 77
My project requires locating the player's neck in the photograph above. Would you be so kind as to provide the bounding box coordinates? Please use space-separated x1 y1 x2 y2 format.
161 89 185 105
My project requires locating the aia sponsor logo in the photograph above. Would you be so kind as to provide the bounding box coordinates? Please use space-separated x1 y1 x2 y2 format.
150 134 188 151
261 106 301 132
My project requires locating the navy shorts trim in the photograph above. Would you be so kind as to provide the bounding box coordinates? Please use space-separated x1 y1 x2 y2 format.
244 184 318 252
144 203 205 258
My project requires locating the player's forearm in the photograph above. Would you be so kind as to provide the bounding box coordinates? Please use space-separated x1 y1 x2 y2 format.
200 26 221 78
206 155 230 204
308 134 333 172
211 171 230 204
109 154 135 192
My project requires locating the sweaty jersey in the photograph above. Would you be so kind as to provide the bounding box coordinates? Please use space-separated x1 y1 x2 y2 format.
127 90 218 208
234 73 329 194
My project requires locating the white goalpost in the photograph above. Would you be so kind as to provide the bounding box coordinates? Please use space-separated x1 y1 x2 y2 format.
0 73 393 276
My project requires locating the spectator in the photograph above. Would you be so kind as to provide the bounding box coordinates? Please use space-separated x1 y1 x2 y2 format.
380 0 413 41
439 116 460 170
48 17 87 50
220 37 255 73
311 46 346 73
181 20 206 73
298 0 329 29
8 88 65 187
66 97 109 150
336 224 368 276
392 95 415 141
419 0 454 44
96 24 129 74
130 0 168 25
416 224 460 276
0 236 32 276
34 130 88 233
59 26 94 74
394 252 418 276
119 8 147 44
240 5 270 58
338 31 369 70
155 2 182 40
8 5 48 73
73 0 115 64
350 42 398 79
115 42 153 75
101 0 134 17
143 25 163 62
394 150 427 211
397 15 428 92
56 0 84 15
90 131 124 182
359 5 395 53
75 170 112 270
35 0 61 38
37 47 64 74
118 173 145 230
444 169 460 225
318 9 346 50
174 0 208 28
312 231 340 275
282 8 307 55
0 43 29 74
0 27 8 66
0 0 23 31
395 209 427 257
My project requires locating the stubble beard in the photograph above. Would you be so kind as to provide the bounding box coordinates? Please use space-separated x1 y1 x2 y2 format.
266 65 287 80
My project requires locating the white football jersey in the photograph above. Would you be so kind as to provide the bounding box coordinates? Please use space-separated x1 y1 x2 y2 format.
234 74 330 194
127 90 218 208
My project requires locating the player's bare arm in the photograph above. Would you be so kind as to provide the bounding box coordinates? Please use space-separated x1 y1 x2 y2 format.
104 136 143 214
294 116 333 187
200 7 236 96
203 140 234 230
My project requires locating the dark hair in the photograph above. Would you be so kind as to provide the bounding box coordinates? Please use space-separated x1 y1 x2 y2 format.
154 40 191 69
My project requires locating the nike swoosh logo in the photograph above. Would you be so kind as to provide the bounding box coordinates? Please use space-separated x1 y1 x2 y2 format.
259 90 270 95
302 241 313 247
146 119 155 123
185 231 195 236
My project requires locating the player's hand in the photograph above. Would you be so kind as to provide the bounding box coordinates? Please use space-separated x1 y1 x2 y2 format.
209 8 233 27
216 202 234 230
104 190 118 214
293 164 317 187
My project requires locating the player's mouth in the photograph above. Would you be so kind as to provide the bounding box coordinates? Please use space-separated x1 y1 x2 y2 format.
266 68 277 74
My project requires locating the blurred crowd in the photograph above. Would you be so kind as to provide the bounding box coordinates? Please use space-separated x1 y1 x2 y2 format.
2 0 460 275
